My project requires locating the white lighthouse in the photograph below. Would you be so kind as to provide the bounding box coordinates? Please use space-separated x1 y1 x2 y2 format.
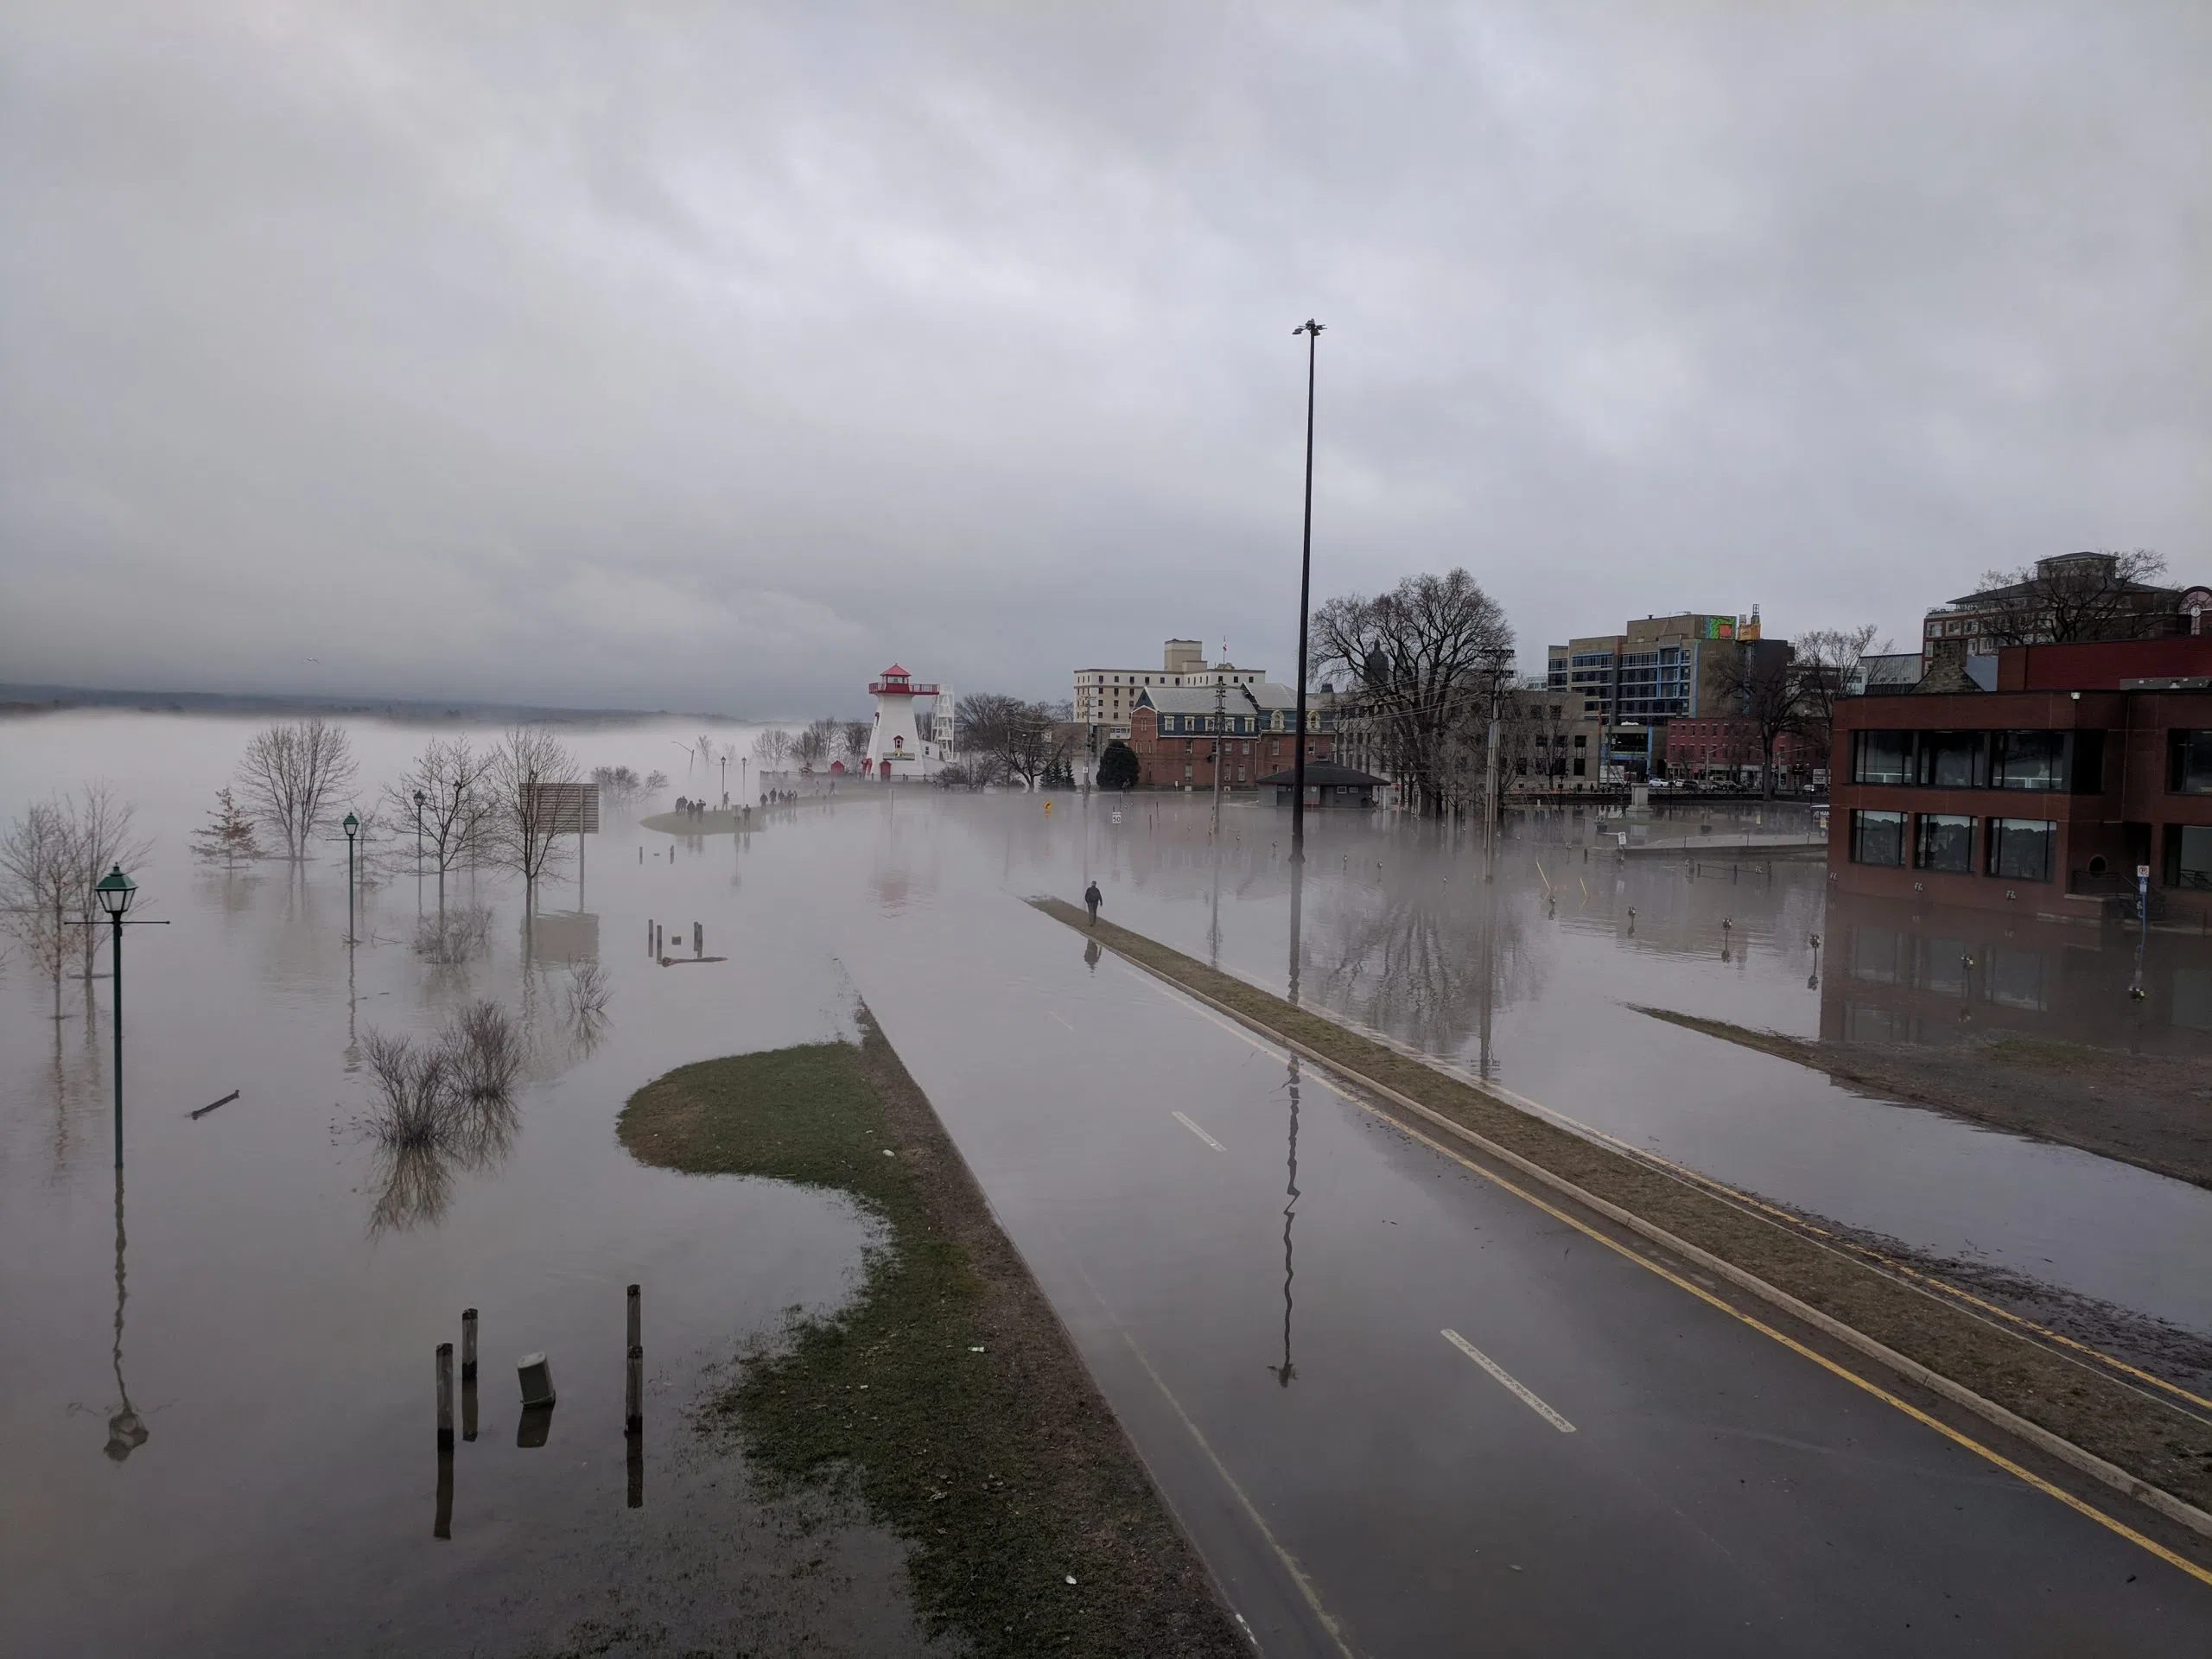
864 664 942 779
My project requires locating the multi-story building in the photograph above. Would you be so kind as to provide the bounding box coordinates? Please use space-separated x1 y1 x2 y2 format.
1073 640 1268 728
1546 610 1774 780
1919 552 2204 676
1126 683 1334 790
1829 636 2212 922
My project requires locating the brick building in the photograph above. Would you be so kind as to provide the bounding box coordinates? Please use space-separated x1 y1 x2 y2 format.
1828 638 2212 921
1128 683 1333 790
1665 716 1823 787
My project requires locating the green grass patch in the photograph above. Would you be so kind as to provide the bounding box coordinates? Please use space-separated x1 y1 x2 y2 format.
619 1018 1243 1659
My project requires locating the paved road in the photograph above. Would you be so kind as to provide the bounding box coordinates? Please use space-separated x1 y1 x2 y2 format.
847 889 2212 1656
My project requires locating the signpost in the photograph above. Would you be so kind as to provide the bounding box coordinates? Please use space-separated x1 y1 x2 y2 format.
529 783 601 907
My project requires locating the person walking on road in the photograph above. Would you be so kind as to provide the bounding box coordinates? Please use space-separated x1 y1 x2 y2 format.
1084 880 1103 926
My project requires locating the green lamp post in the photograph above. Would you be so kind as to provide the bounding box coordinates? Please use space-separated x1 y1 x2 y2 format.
342 811 359 943
95 865 137 1168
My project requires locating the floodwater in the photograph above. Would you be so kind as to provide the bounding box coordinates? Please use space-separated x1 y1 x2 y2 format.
4 710 2210 1653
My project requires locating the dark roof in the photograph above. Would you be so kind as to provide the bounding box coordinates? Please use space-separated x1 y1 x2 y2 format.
1256 760 1388 788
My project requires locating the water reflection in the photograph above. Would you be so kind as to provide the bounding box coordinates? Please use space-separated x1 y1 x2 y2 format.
1268 1056 1302 1389
1821 892 2212 1053
105 1166 146 1463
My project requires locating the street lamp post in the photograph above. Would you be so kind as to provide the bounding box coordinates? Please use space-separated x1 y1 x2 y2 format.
1290 319 1324 863
86 864 169 1171
343 812 359 943
413 790 425 874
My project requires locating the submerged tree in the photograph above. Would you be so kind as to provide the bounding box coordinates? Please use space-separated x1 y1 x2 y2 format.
189 787 265 868
0 801 74 1018
956 693 1063 788
235 719 357 860
1313 569 1516 817
489 725 580 913
385 737 496 916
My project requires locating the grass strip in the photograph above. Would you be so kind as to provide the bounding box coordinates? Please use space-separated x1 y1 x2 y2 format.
1031 897 2212 1518
618 1013 1246 1659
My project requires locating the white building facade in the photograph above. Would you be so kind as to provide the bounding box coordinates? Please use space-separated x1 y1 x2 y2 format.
1073 639 1267 730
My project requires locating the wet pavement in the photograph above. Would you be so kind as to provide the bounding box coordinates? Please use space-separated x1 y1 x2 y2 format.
5 712 2212 1652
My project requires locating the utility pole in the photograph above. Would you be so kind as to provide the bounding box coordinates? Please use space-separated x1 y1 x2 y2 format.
1290 318 1324 863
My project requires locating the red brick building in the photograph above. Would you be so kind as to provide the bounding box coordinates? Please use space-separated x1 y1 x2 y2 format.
1128 684 1333 790
1664 716 1822 786
1828 639 2212 921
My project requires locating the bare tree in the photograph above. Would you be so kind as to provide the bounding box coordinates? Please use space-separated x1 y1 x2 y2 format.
1709 645 1802 800
956 693 1061 787
385 738 496 916
1 801 73 1017
1973 549 2174 646
1791 625 1885 776
752 728 793 775
841 720 871 763
590 765 646 811
1312 569 1515 817
235 719 357 860
65 785 153 982
795 718 839 771
489 726 579 912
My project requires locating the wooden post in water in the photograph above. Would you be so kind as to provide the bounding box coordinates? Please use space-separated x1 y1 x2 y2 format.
435 1343 454 1449
626 1284 644 1434
461 1308 478 1381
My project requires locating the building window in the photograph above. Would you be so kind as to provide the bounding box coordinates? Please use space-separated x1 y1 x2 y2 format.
1914 814 1975 874
1987 818 2056 881
1573 759 1586 777
2168 731 2212 795
1850 810 1906 867
2166 824 2212 889
1915 731 1986 789
1853 731 1911 785
1991 731 2064 791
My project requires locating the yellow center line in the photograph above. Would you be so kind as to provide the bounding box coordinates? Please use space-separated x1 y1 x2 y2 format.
1370 1107 2212 1592
1102 948 2212 1590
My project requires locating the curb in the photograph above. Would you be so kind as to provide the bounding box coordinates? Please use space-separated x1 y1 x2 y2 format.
1054 908 2212 1545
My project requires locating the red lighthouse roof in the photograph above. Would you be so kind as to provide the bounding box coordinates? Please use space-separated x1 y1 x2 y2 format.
881 664 908 677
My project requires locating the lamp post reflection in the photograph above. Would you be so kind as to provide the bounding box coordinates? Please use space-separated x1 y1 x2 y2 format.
1268 1055 1302 1389
105 1164 147 1462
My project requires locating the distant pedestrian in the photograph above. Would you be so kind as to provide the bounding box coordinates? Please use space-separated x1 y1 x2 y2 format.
1084 880 1103 926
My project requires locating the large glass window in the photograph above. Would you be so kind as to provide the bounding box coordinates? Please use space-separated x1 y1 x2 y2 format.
1850 810 1906 867
1987 818 2055 881
1991 731 2064 791
1915 731 1986 788
1914 814 1975 874
2166 824 2212 890
1853 731 1911 785
2169 731 2212 795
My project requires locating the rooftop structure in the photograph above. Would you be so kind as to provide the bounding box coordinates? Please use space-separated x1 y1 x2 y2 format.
1073 640 1267 725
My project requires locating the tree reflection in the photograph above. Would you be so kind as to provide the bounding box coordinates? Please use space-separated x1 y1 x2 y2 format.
1306 870 1542 1061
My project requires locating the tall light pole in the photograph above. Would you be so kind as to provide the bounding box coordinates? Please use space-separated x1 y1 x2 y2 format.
343 812 359 943
1290 319 1324 863
88 866 162 1170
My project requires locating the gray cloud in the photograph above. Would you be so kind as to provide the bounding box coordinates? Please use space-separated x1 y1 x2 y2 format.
3 2 2206 714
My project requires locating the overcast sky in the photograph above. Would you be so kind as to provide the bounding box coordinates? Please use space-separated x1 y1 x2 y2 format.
3 3 2207 716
